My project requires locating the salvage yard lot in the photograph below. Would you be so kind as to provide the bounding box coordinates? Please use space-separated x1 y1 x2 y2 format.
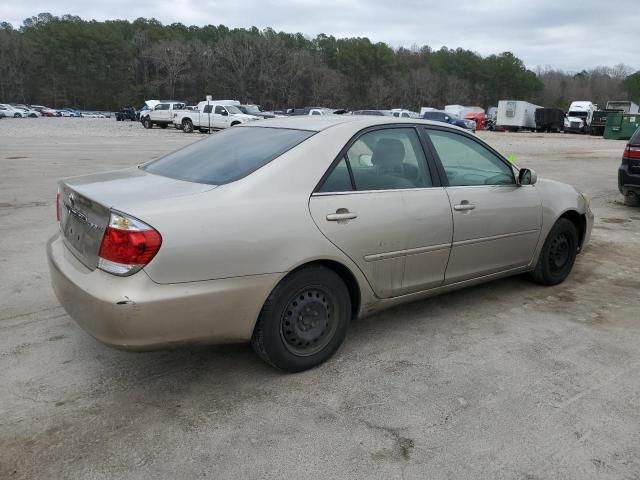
1 118 640 479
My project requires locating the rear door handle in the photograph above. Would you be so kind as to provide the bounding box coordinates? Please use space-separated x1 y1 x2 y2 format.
453 202 476 211
326 210 358 221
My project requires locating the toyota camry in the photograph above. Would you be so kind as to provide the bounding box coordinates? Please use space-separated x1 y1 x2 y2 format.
48 116 593 372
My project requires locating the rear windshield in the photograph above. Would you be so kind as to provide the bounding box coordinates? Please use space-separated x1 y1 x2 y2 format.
142 127 314 185
631 126 640 145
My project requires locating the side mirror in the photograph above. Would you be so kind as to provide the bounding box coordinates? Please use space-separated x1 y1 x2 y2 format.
518 168 537 186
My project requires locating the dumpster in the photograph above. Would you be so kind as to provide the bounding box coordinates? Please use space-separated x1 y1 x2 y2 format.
604 113 640 140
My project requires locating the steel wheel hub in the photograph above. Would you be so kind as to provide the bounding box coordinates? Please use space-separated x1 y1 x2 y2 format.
549 233 570 272
281 288 333 356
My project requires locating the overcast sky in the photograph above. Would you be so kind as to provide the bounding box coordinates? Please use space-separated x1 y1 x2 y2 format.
1 0 638 72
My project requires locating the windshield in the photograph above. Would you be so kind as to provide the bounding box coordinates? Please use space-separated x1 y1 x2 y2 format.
225 105 242 114
568 111 587 118
142 127 314 185
244 105 260 114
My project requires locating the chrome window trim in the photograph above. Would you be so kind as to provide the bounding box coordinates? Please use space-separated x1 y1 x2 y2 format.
311 186 447 196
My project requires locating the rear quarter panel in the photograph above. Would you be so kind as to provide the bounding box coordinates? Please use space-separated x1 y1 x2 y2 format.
133 124 378 307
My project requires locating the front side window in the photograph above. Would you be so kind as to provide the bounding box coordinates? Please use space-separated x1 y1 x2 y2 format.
214 105 226 114
156 104 169 110
427 129 514 186
142 127 314 185
318 128 432 192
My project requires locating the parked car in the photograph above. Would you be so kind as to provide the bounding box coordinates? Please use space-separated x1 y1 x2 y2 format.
59 108 82 117
422 110 475 132
140 100 186 129
618 126 640 206
173 101 259 133
464 112 486 131
48 115 592 372
115 107 137 121
0 104 26 117
391 109 419 118
31 105 59 117
18 107 42 118
352 110 393 116
238 104 276 119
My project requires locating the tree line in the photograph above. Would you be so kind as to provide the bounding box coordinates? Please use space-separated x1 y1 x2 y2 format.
0 13 638 112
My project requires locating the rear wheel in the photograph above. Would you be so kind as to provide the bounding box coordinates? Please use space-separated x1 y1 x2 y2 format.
251 265 351 372
529 218 578 286
623 193 640 207
182 119 194 133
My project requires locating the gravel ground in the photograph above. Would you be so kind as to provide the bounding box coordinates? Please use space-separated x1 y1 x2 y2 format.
1 117 639 479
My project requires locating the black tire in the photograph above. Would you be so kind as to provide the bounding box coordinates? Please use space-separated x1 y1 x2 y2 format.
198 128 209 133
182 119 194 133
251 265 351 372
159 123 168 129
623 193 640 207
529 218 579 286
142 117 152 129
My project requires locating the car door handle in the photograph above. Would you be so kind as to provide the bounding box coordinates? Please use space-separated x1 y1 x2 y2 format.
453 202 476 211
326 211 358 221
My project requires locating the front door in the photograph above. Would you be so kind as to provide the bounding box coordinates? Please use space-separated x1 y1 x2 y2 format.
214 105 231 129
309 126 452 298
425 128 542 284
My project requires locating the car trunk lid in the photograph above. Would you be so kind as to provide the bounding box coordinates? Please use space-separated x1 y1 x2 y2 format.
59 167 215 270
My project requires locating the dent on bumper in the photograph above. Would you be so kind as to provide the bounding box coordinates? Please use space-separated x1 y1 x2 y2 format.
47 234 280 350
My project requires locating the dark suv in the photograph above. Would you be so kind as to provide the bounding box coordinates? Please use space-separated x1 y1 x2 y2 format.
619 126 640 206
115 107 137 121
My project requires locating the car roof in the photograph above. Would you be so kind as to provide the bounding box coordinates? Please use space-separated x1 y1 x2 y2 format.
241 115 464 132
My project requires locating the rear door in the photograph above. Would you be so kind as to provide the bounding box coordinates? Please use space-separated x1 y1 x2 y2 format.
309 126 453 298
424 127 542 284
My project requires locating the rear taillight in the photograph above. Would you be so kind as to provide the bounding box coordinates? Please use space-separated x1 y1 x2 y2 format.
98 212 162 276
624 145 640 160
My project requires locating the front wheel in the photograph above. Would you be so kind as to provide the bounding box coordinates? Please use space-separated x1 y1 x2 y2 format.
142 118 152 129
529 218 578 286
251 265 351 372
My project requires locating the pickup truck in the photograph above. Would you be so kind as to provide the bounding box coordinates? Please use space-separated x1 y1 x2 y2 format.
140 101 186 129
173 102 259 133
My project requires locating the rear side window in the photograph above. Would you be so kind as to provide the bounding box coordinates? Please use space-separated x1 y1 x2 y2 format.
142 127 314 185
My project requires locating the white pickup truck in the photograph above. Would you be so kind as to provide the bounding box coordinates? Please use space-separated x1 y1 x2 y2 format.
173 101 259 133
140 100 186 129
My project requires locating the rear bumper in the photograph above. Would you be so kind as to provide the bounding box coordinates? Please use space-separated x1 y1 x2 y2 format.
618 165 640 196
47 233 280 350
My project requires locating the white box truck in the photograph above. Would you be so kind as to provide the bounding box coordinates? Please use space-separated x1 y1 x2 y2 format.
496 100 541 131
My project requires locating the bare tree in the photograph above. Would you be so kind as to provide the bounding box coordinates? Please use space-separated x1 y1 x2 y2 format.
145 40 190 99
